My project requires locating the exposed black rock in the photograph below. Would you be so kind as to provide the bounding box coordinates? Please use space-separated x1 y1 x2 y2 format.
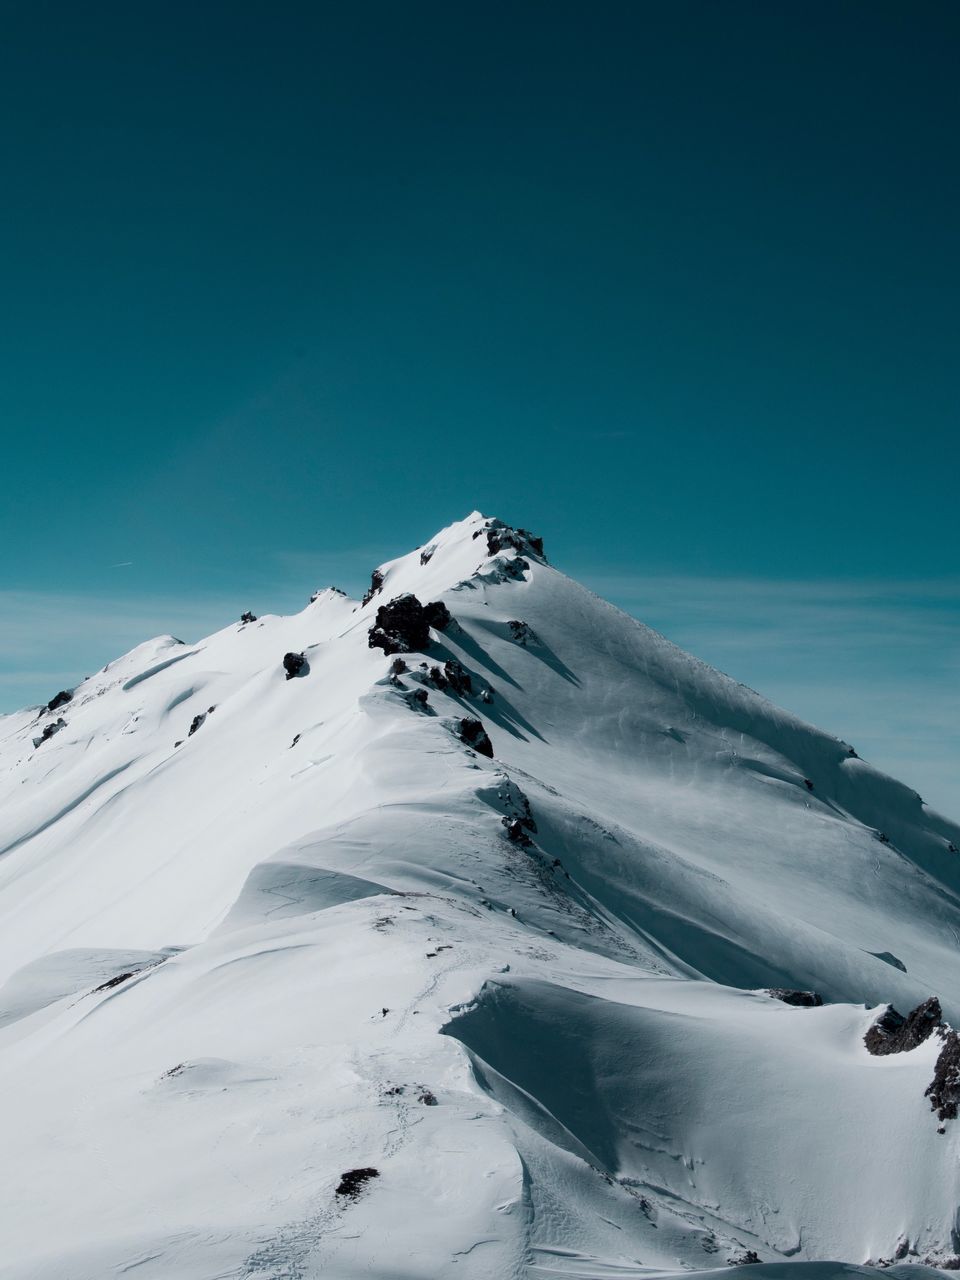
290 734 300 748
240 611 257 624
803 778 814 791
361 569 385 608
847 746 859 758
428 666 448 690
283 651 307 680
419 547 435 566
368 595 450 655
188 713 206 737
368 595 430 655
876 831 890 844
443 660 472 696
865 996 942 1056
502 816 532 846
476 519 546 561
33 717 66 748
508 619 538 647
766 988 823 1008
728 1251 761 1266
458 717 493 758
411 688 429 709
927 1028 960 1121
46 690 73 712
335 1167 380 1198
422 600 451 632
93 971 135 993
389 657 408 676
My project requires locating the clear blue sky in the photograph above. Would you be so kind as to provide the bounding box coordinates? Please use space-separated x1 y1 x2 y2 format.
1 2 957 813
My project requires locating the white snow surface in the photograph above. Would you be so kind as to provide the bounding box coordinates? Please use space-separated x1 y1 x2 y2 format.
1 510 959 1280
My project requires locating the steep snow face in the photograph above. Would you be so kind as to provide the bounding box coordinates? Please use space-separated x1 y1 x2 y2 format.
1 511 959 1280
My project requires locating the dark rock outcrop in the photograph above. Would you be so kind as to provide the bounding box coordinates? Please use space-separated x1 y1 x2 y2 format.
422 600 451 632
457 717 493 758
188 713 206 737
33 718 66 748
336 1167 379 1198
865 996 942 1055
46 690 73 712
927 1028 960 1121
368 595 450 656
240 611 257 624
766 988 823 1008
502 816 532 846
474 519 545 561
361 569 385 608
283 652 307 680
508 619 538 647
428 660 473 696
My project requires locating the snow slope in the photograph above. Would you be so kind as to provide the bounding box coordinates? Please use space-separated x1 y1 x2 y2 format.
1 511 958 1280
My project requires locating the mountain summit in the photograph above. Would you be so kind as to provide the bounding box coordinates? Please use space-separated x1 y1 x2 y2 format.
2 512 959 1279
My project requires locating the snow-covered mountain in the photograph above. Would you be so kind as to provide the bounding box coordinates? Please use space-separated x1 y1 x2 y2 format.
2 511 959 1280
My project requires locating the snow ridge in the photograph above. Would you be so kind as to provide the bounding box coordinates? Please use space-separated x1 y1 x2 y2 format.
1 511 958 1280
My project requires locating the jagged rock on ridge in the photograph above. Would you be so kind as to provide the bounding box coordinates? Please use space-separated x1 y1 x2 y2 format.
864 997 942 1055
457 717 493 758
473 518 546 560
368 595 450 656
927 1029 960 1121
422 600 451 632
239 611 257 624
361 569 385 608
46 690 72 712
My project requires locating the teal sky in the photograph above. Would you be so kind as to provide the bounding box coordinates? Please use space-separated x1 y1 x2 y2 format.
1 2 958 813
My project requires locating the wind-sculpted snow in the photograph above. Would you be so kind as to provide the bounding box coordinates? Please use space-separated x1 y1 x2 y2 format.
0 510 958 1279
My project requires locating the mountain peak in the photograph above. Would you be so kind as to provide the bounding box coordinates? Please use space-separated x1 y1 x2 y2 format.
1 513 959 1279
357 511 548 611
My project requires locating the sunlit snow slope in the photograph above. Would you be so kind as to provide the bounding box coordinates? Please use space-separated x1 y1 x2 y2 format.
1 511 959 1280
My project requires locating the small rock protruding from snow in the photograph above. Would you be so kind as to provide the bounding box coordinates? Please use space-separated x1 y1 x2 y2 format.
457 717 493 758
239 611 257 624
33 717 66 748
503 816 532 846
282 652 307 680
430 660 472 695
766 988 823 1007
507 619 538 647
46 689 73 712
361 569 385 608
865 996 942 1055
188 713 206 737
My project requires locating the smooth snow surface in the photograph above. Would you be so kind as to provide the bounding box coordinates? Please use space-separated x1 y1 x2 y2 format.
2 511 959 1280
